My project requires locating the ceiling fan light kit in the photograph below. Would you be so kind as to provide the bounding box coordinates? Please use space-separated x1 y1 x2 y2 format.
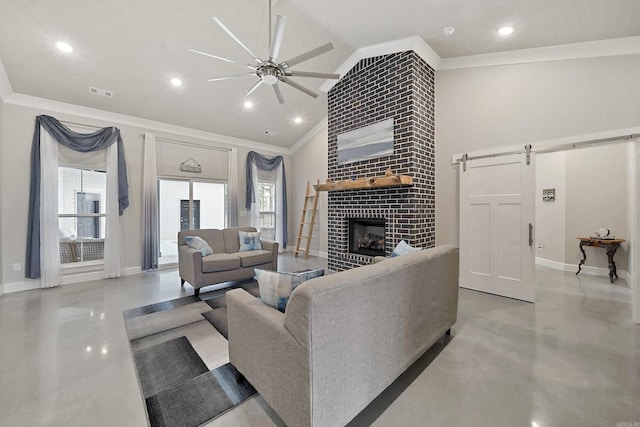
190 0 340 104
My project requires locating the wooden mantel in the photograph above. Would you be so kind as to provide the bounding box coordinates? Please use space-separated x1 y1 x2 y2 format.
314 175 413 192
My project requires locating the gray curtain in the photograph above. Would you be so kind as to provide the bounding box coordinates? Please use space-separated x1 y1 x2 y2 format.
245 151 288 247
26 115 129 279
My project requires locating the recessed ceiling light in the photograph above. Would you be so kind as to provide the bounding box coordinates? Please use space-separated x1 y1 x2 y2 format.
294 116 302 124
497 26 515 36
170 78 182 87
56 41 73 53
442 27 455 37
244 101 253 109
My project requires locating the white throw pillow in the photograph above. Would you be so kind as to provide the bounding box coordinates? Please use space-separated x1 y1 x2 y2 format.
390 240 421 258
238 231 262 251
255 268 325 312
183 236 214 256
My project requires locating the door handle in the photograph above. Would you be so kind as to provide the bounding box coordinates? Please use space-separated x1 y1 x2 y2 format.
529 223 533 247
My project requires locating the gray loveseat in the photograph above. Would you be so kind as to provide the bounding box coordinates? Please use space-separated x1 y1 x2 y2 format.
227 245 459 427
178 227 278 296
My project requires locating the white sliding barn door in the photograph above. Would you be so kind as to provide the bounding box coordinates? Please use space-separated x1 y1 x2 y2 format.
459 153 535 302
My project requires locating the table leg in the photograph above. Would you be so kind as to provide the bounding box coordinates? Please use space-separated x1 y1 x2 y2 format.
576 241 587 275
605 244 619 283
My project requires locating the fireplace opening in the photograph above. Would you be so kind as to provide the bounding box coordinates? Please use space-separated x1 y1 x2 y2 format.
348 218 386 257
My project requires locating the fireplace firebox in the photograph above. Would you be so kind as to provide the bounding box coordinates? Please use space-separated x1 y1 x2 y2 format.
348 218 386 257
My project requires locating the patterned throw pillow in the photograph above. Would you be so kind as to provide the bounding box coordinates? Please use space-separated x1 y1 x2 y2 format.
390 240 421 258
255 268 325 312
183 236 214 256
239 231 263 251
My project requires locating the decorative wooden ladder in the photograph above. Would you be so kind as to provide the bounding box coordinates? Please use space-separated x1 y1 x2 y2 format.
294 180 319 258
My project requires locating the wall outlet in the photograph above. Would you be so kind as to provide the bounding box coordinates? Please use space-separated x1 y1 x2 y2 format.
536 243 544 251
12 263 21 272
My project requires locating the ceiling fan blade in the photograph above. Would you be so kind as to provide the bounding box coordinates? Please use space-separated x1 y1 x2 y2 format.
269 14 287 62
213 17 262 63
280 77 318 98
281 42 334 68
188 48 249 67
207 73 255 82
273 84 285 104
244 80 264 97
286 71 340 80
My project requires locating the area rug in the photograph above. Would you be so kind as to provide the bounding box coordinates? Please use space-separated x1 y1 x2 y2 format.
123 280 260 427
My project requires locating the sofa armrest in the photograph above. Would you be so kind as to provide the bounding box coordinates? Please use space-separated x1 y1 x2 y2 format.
260 239 279 271
372 256 387 264
178 245 203 285
227 288 310 426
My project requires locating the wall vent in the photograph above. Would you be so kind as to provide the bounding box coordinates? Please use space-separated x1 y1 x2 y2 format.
89 86 114 98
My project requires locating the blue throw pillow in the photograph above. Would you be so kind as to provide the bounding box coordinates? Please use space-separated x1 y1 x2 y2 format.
255 268 325 312
239 231 263 252
390 240 421 258
183 236 213 256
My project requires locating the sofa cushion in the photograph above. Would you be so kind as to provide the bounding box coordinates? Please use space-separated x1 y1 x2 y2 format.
255 268 325 312
390 240 421 257
223 227 256 253
183 236 214 256
235 250 273 267
202 253 241 273
238 231 263 252
180 229 226 254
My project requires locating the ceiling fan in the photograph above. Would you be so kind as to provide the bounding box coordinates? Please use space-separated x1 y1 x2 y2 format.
189 0 340 104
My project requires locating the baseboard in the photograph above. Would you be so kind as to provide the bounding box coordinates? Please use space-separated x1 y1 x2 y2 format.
2 280 41 294
535 257 630 281
307 250 328 259
1 266 143 295
283 246 328 259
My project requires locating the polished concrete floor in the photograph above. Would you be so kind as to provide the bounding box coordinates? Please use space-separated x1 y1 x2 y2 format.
0 254 638 426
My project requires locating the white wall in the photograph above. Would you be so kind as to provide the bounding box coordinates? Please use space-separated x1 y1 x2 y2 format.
535 146 629 273
0 102 292 287
436 54 640 248
290 126 328 256
0 99 3 290
565 143 629 272
535 151 566 263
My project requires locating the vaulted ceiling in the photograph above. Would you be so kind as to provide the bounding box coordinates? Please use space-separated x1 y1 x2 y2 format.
1 0 639 148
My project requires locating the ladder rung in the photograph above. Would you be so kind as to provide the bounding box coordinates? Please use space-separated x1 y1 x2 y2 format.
299 236 309 239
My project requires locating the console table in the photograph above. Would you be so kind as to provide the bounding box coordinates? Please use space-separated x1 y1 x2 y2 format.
576 237 625 283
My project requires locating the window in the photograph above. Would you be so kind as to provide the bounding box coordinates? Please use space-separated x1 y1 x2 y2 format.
158 179 227 265
58 167 106 264
257 180 276 241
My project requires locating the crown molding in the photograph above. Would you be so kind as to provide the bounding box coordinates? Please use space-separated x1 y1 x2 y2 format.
3 93 291 155
439 36 640 70
289 116 328 155
0 57 13 101
319 36 441 93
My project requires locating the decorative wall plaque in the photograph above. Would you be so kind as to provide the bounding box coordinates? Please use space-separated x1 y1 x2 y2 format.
180 158 202 173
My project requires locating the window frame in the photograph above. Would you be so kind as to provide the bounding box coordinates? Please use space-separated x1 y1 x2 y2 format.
58 167 108 267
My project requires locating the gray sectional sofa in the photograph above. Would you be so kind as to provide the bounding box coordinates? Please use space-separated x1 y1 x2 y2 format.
178 227 278 296
227 245 459 427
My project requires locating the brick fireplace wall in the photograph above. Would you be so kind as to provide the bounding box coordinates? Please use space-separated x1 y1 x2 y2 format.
327 50 435 271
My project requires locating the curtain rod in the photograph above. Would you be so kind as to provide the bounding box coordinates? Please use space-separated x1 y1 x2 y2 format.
58 120 230 153
60 120 106 130
141 134 231 153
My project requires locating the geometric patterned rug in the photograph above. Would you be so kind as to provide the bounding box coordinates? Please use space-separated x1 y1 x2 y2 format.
123 280 261 427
